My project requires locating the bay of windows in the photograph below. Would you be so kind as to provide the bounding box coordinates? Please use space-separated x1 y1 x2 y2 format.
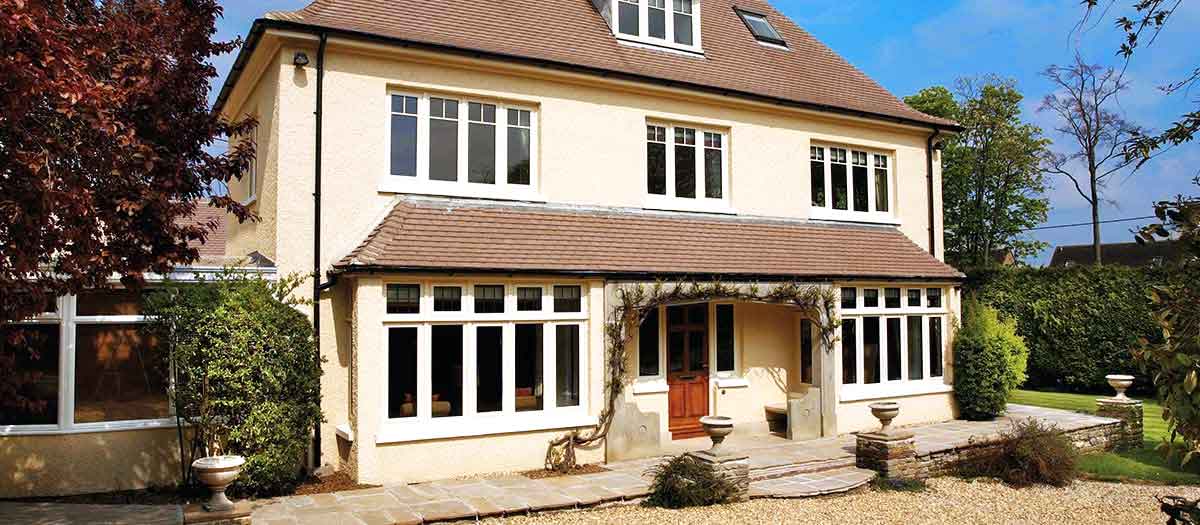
611 0 700 52
646 123 729 211
810 145 893 222
838 286 948 400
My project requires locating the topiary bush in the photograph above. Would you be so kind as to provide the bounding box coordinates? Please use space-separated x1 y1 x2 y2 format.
144 270 323 496
960 418 1079 487
954 297 1029 420
645 454 739 509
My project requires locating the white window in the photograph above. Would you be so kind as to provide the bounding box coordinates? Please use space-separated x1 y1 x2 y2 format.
240 119 259 205
1 291 174 435
809 144 895 224
838 285 949 401
609 0 702 54
379 281 593 443
645 123 730 213
384 92 539 200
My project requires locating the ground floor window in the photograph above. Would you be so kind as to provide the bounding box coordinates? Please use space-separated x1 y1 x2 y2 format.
839 285 949 397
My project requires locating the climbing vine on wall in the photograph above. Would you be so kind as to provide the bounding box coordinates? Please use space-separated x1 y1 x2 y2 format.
545 280 841 471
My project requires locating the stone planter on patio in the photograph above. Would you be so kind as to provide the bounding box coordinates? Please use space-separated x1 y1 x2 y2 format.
192 455 245 512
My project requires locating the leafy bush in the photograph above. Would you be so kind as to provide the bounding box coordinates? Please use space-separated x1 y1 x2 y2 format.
960 419 1079 487
871 477 928 492
144 271 323 496
968 265 1161 392
645 455 739 508
954 298 1029 420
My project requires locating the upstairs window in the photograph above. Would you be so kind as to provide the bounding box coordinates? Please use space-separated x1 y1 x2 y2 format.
645 122 729 211
735 8 786 47
608 0 702 53
810 144 894 222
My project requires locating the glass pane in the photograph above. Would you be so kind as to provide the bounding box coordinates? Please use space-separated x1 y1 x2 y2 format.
517 287 542 311
875 168 889 212
388 327 417 419
810 160 825 207
647 142 666 195
864 289 879 308
0 324 60 425
433 286 462 312
675 144 695 198
556 325 580 407
886 317 901 381
468 122 496 184
907 316 924 380
431 325 463 418
618 0 639 36
639 308 659 377
704 148 722 199
553 285 582 313
77 290 142 316
841 287 856 309
74 324 169 423
673 13 693 45
429 118 458 182
841 319 856 384
885 288 901 309
908 289 922 307
853 164 869 212
716 304 734 372
688 325 705 371
649 6 665 38
474 285 505 313
927 288 942 308
476 326 503 413
863 317 880 384
390 114 417 177
668 331 685 373
386 284 420 314
515 324 543 411
506 127 531 185
929 317 944 377
800 319 814 384
831 161 847 210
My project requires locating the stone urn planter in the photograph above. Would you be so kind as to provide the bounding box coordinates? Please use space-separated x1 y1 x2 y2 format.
192 455 245 512
699 415 735 455
1106 374 1135 400
869 402 900 433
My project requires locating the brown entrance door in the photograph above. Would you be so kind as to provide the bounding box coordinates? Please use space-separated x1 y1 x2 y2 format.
667 303 709 439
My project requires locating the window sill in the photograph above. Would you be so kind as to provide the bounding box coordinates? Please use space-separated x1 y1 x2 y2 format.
840 380 951 402
643 195 736 215
615 35 704 57
0 417 179 437
809 208 900 226
240 195 257 207
632 378 669 395
378 177 544 202
376 410 597 444
713 377 750 389
336 423 354 442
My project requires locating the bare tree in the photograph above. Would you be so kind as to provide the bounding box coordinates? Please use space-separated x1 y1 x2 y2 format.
1040 55 1142 265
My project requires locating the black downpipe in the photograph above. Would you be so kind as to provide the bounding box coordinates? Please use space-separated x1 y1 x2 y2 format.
312 33 328 469
926 128 941 257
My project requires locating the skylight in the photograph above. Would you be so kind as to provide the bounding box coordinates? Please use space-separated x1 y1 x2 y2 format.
736 8 785 47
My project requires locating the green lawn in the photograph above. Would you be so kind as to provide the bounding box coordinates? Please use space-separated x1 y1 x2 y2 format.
1010 389 1200 485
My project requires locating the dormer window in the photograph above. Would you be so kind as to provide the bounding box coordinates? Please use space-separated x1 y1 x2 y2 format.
605 0 702 53
735 8 785 47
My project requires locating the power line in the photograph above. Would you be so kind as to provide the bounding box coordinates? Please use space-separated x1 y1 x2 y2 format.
1022 215 1157 232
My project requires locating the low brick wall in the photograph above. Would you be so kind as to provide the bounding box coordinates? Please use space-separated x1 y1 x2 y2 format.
916 420 1124 478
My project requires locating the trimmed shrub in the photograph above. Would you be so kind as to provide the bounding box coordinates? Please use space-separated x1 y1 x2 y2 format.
968 265 1161 393
954 298 1029 420
960 419 1079 487
645 455 739 508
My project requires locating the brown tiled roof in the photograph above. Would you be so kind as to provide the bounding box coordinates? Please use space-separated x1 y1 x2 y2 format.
334 198 964 281
180 202 227 257
1048 241 1183 268
257 0 954 129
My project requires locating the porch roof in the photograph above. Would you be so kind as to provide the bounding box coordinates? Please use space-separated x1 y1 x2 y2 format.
333 197 964 281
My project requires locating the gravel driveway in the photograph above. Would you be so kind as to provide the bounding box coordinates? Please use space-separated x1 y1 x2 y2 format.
495 478 1200 524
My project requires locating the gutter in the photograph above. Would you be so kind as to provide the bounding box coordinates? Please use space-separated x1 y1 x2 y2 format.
326 265 967 283
926 129 942 257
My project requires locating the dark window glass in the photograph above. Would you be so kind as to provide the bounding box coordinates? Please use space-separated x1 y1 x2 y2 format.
468 102 496 184
738 10 784 44
831 148 848 210
673 0 693 45
476 326 503 413
841 319 857 384
386 284 420 314
908 289 922 307
639 308 660 376
929 317 944 377
841 287 857 309
863 289 879 308
618 0 639 36
927 288 942 308
907 316 924 380
886 317 901 381
0 324 60 425
648 142 666 194
387 327 417 419
648 0 666 38
852 151 869 212
553 285 582 313
74 324 168 423
429 97 458 182
390 95 417 177
800 319 814 384
863 316 880 384
516 324 543 411
556 325 581 407
433 286 461 312
704 132 722 199
675 127 696 198
431 325 463 418
885 288 901 309
506 124 531 186
810 147 825 207
875 155 889 212
517 287 542 311
474 285 504 313
716 304 734 372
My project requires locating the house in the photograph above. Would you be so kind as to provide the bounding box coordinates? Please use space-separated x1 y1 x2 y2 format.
0 0 963 496
1048 241 1182 268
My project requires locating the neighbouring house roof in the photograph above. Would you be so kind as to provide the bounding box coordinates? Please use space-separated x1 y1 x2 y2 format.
1047 241 1182 268
334 198 964 281
181 202 228 258
217 0 957 131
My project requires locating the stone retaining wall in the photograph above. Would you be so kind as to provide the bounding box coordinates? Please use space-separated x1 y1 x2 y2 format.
916 420 1124 479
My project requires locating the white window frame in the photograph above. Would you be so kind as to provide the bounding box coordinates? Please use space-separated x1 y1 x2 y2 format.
377 280 594 443
241 115 259 206
381 90 541 201
644 121 733 214
838 284 951 402
809 143 897 225
610 0 704 55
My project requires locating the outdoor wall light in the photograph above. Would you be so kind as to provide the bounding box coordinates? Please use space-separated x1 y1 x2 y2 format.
293 51 310 67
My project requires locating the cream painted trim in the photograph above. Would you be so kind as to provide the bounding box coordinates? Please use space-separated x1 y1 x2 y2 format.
841 381 951 402
713 377 750 389
220 37 284 120
376 411 598 444
632 378 669 395
0 418 179 437
335 423 354 442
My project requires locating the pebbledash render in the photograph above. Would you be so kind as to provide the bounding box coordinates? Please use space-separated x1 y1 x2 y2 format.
0 0 965 497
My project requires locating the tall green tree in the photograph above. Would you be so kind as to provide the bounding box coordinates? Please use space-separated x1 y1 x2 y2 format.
906 78 1051 270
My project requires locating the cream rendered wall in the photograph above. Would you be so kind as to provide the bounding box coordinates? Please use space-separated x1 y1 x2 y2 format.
838 393 958 434
224 47 283 262
0 428 181 498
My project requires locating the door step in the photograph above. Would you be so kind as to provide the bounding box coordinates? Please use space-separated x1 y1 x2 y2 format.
749 466 876 499
750 455 856 482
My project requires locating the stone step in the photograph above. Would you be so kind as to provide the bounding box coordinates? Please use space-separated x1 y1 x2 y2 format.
749 467 876 499
749 455 857 482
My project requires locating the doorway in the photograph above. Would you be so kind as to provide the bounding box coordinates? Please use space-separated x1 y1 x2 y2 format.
667 303 709 439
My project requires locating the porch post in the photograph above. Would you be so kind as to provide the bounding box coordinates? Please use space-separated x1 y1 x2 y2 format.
819 292 839 437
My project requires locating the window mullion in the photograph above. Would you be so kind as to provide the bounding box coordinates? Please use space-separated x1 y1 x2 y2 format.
457 98 468 185
59 295 75 429
665 126 676 198
496 104 508 189
463 326 478 416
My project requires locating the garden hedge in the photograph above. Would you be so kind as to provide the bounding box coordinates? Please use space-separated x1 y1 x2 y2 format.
967 265 1162 393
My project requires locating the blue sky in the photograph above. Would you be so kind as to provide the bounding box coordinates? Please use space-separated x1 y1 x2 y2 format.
208 1 1200 265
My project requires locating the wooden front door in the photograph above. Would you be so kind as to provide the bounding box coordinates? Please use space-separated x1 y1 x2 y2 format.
667 303 709 439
